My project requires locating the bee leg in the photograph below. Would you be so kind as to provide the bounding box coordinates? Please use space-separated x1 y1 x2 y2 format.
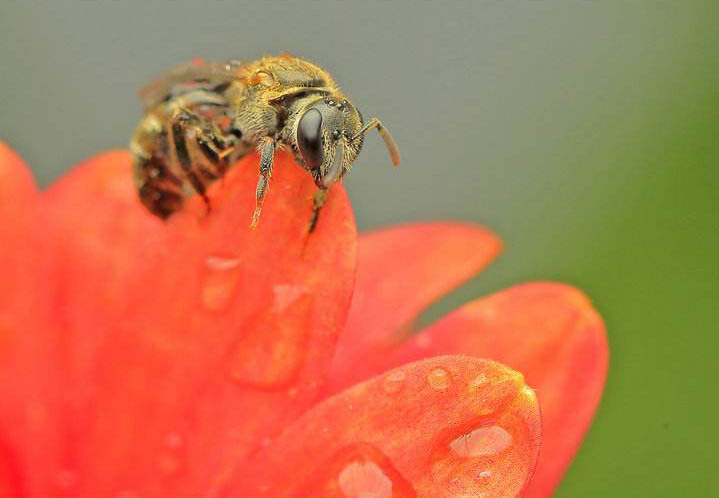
308 188 328 233
195 134 224 177
196 121 237 177
251 137 276 228
170 110 219 213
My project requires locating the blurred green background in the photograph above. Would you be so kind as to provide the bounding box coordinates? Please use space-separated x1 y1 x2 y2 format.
0 2 716 496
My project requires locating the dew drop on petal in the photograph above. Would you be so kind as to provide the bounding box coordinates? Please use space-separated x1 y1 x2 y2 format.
382 370 406 394
449 426 512 458
338 460 393 498
427 368 451 390
201 255 242 311
273 283 309 311
469 373 488 390
477 470 491 485
295 443 416 498
204 255 241 271
430 425 513 498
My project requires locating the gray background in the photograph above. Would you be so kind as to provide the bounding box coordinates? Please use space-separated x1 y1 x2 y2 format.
1 2 717 496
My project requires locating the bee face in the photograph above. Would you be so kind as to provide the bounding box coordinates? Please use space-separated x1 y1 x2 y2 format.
295 97 364 189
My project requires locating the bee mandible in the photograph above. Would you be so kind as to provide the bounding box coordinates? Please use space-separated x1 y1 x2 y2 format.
130 55 400 232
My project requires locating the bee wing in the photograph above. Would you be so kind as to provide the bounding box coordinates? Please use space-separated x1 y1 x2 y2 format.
138 59 244 110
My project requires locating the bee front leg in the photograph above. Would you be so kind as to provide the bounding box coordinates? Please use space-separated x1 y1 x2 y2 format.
250 137 275 228
308 188 328 234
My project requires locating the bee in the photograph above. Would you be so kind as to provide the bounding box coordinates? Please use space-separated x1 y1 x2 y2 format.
130 55 400 232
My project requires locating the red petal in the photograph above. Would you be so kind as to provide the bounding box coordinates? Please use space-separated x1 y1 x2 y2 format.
0 143 63 495
42 150 357 495
342 283 608 497
331 223 501 382
223 356 540 497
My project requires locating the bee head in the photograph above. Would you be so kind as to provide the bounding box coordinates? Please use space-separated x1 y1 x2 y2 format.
294 96 366 189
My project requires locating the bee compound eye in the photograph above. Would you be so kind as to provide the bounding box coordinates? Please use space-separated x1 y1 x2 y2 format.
297 108 323 170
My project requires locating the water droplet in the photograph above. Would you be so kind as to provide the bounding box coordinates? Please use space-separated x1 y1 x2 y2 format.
273 283 309 311
338 460 393 498
204 255 241 271
383 371 406 394
469 373 488 389
449 426 512 458
427 368 451 390
201 256 242 311
294 443 415 497
477 470 491 485
431 425 513 497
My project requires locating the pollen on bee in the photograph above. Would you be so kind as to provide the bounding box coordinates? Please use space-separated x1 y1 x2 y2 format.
248 71 275 87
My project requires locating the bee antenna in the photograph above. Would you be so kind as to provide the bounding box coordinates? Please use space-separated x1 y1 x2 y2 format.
351 117 400 166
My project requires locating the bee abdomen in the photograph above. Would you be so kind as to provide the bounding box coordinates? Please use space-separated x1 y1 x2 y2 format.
134 154 185 219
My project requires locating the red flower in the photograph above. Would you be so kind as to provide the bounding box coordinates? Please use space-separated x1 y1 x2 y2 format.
0 142 607 498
